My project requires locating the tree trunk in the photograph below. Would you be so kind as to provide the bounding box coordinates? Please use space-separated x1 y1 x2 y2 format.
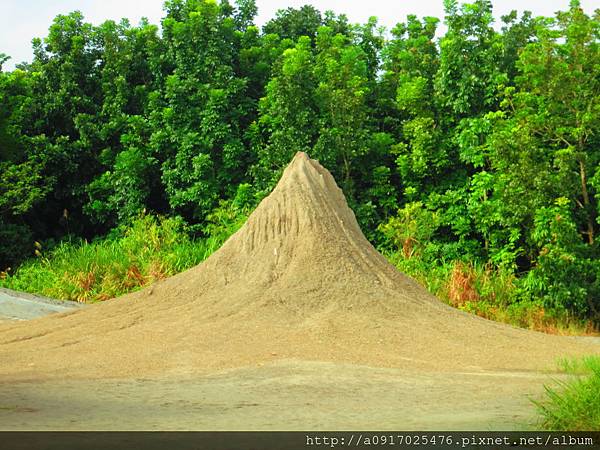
579 159 594 244
343 154 351 190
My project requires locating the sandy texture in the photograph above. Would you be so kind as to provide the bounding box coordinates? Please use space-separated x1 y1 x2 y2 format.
0 360 563 431
0 152 598 381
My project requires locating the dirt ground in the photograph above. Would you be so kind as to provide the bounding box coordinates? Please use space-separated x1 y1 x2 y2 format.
0 359 581 431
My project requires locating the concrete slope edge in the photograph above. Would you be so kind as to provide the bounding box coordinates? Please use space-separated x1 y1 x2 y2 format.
0 287 84 308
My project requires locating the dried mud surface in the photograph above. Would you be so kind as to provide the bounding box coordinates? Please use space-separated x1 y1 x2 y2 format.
0 360 574 431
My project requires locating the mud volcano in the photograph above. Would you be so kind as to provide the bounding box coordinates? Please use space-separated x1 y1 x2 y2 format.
0 152 597 380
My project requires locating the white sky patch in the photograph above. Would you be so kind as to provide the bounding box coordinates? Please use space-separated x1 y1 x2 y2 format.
0 0 597 70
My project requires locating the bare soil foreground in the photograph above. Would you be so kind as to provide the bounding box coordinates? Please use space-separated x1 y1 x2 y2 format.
0 360 585 431
0 152 598 430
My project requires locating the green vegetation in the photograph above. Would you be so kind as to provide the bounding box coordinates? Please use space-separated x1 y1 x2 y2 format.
0 189 251 302
1 215 207 302
0 0 599 332
535 356 600 430
385 253 595 334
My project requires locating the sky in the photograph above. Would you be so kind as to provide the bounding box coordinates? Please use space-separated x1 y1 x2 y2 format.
1 0 598 70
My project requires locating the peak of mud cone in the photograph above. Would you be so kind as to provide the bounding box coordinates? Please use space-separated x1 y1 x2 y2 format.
292 151 310 161
196 152 421 298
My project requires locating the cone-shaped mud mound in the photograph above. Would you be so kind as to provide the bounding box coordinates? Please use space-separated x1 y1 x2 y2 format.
0 153 598 380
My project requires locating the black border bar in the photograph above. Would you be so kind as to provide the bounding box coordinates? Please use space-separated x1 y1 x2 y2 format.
0 432 598 450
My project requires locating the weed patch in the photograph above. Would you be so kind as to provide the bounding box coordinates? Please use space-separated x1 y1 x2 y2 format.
0 215 236 303
534 356 600 430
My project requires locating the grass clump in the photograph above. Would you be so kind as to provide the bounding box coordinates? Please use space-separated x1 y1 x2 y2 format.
383 250 597 335
0 185 255 303
0 214 232 303
534 356 600 430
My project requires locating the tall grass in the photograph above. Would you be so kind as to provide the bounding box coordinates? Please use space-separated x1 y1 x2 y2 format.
0 215 230 302
384 251 597 335
534 356 600 430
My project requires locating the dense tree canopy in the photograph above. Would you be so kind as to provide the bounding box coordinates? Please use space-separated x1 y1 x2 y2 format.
1 0 599 321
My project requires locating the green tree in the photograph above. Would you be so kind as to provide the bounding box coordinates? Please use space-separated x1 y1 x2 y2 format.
262 5 323 43
84 19 164 226
436 0 504 120
465 1 600 315
156 0 251 223
255 36 319 186
24 12 104 238
313 27 371 192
